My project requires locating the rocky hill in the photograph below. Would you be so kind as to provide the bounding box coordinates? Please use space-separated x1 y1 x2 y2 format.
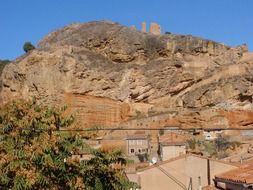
1 21 253 129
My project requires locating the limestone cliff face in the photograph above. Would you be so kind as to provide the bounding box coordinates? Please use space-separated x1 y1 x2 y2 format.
1 21 253 128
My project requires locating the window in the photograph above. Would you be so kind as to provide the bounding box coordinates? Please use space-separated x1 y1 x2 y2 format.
138 149 141 153
130 149 134 153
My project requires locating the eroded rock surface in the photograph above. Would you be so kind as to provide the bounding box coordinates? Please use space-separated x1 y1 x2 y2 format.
1 21 253 128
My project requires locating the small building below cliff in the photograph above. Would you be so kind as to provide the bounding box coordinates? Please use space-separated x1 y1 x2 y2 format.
158 132 186 161
126 131 150 156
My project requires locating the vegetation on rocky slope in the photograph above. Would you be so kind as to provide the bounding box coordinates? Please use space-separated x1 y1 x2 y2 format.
0 59 10 76
23 42 35 53
187 136 241 159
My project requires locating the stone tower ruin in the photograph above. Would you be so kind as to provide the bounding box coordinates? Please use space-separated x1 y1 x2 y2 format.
141 22 147 32
149 22 161 35
140 22 161 35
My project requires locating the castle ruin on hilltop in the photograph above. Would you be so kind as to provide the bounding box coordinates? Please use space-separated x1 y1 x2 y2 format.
141 22 161 35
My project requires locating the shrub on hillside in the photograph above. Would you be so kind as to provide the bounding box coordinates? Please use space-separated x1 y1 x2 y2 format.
0 59 10 75
23 41 35 53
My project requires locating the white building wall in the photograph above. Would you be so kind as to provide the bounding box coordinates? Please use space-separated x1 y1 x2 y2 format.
161 145 186 160
136 155 237 190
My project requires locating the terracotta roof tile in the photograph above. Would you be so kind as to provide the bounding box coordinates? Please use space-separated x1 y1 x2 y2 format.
202 186 216 190
215 163 253 184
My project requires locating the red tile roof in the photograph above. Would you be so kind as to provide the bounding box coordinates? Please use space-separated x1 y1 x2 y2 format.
202 186 216 190
215 163 253 185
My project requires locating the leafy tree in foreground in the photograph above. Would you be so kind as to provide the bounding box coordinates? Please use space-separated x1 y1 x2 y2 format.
0 100 137 190
81 149 137 190
23 42 35 53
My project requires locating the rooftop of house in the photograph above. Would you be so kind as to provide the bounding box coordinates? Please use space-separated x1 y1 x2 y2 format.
127 153 238 190
126 131 149 140
159 132 187 146
135 153 238 172
215 162 253 185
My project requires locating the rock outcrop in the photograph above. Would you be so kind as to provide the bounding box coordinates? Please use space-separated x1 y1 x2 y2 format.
1 21 253 129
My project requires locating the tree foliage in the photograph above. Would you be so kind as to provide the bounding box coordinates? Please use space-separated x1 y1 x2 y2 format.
23 42 35 53
164 31 171 35
186 138 197 150
0 100 137 190
214 135 230 152
81 149 137 190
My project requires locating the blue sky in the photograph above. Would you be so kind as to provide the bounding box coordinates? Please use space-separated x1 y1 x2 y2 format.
1 0 252 60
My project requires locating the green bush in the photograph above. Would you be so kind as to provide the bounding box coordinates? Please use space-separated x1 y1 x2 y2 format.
202 141 217 157
165 31 172 35
187 138 197 150
23 41 35 53
137 153 149 162
215 135 230 152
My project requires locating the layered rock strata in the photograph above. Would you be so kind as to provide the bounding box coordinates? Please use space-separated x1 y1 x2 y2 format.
1 21 253 129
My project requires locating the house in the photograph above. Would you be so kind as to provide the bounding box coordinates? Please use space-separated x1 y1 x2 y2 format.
214 163 253 190
158 132 186 160
126 131 150 156
127 154 237 190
